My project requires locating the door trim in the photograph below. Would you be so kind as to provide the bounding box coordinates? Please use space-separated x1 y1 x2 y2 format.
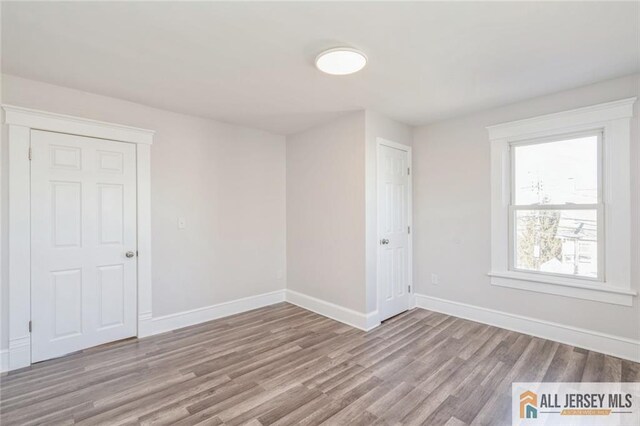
3 105 155 371
376 138 413 321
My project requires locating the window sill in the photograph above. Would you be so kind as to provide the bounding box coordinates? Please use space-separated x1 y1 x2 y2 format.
488 271 636 306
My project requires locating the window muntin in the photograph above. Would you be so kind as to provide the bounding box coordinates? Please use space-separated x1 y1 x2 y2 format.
509 132 602 281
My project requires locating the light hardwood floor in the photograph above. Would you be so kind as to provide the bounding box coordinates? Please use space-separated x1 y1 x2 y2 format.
1 303 638 425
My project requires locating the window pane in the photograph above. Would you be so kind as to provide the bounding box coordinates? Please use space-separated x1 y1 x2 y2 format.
513 135 598 205
514 209 597 278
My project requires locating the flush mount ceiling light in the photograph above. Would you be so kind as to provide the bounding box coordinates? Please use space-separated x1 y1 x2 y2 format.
315 47 367 75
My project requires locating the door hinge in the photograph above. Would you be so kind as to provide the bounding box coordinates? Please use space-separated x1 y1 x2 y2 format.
408 226 411 234
408 285 411 293
28 147 32 161
407 167 410 175
28 321 32 332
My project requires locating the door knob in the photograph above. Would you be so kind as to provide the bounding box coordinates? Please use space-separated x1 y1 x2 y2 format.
380 239 390 245
125 251 135 258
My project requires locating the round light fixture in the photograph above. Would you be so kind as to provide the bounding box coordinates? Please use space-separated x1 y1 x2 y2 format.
315 47 367 75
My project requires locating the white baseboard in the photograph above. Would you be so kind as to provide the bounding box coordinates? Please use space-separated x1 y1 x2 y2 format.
2 335 31 372
415 294 640 363
285 289 380 331
137 311 154 338
147 290 286 337
6 290 635 372
0 349 8 373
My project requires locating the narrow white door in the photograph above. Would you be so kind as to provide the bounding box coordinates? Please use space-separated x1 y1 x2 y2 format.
378 143 411 321
31 130 138 362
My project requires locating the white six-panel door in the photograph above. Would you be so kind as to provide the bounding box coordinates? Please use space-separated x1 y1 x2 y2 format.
31 130 138 362
378 143 411 321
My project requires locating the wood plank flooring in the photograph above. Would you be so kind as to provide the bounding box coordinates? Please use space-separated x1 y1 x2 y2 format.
1 303 638 425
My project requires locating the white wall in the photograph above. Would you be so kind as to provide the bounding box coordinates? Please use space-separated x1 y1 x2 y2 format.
1 74 287 350
364 111 413 313
3 70 636 359
413 73 640 339
286 110 412 318
286 112 366 312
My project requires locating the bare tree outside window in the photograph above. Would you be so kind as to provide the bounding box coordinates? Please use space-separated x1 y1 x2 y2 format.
516 210 562 271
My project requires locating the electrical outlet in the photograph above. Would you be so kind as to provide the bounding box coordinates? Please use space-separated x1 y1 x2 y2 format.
276 269 284 280
431 273 439 285
177 217 186 229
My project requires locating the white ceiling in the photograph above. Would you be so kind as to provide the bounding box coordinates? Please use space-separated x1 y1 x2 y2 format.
2 1 638 135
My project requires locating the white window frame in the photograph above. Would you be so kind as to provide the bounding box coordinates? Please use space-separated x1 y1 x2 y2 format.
487 98 636 306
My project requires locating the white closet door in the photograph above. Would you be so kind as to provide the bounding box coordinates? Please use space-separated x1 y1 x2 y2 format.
31 130 137 362
378 144 411 321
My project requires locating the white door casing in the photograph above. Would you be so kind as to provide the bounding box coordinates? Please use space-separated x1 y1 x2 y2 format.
377 140 412 321
4 105 154 371
31 130 138 362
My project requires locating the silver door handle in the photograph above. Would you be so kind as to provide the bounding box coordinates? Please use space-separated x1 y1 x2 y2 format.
380 239 389 245
125 251 135 258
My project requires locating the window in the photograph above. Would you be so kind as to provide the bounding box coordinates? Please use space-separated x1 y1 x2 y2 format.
487 98 636 306
510 132 602 280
